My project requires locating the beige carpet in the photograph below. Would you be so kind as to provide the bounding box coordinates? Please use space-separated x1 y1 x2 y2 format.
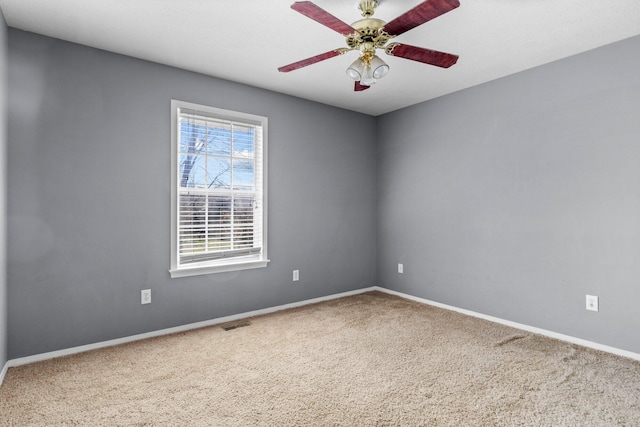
1 291 639 426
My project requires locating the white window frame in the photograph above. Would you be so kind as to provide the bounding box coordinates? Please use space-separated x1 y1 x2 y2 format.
170 100 268 278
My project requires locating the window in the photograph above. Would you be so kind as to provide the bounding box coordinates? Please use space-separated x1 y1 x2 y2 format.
170 100 268 277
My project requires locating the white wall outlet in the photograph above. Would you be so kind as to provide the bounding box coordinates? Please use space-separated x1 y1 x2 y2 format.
398 263 404 274
141 289 151 305
586 294 598 312
293 270 299 282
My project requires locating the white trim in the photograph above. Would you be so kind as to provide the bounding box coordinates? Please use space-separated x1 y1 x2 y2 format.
6 287 377 368
373 287 640 362
0 361 7 388
169 259 269 278
5 285 639 370
170 99 269 278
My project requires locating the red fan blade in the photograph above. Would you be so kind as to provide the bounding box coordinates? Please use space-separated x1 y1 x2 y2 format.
386 43 458 68
291 1 355 35
383 0 460 36
278 49 345 72
354 81 371 91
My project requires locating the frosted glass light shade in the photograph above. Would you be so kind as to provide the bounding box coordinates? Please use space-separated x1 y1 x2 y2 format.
360 66 376 86
370 55 389 79
346 58 366 81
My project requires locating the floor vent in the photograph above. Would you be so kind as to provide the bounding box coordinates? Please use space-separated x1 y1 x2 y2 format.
222 321 251 331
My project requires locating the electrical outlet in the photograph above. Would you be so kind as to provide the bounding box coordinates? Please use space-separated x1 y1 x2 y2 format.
398 263 404 274
586 295 598 312
141 289 151 305
293 270 299 282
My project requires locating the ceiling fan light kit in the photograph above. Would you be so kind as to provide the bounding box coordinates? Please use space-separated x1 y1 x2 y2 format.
346 53 389 85
278 0 460 92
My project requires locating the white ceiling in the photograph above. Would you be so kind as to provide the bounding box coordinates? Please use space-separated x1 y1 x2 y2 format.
1 0 639 116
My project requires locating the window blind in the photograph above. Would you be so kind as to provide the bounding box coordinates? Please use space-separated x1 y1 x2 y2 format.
176 107 264 266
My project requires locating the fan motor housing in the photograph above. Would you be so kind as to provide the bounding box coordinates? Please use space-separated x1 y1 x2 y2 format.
346 18 390 50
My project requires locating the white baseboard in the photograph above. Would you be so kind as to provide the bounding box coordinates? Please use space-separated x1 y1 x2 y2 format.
374 286 640 362
4 285 639 376
0 361 7 388
6 287 378 369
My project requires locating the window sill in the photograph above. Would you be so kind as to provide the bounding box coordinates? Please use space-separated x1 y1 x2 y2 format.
169 258 270 278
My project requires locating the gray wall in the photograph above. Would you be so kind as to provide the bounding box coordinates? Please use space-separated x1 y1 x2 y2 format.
377 35 640 354
7 26 640 360
0 10 7 370
7 29 377 359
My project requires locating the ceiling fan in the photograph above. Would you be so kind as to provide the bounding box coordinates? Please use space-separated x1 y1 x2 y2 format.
278 0 460 91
